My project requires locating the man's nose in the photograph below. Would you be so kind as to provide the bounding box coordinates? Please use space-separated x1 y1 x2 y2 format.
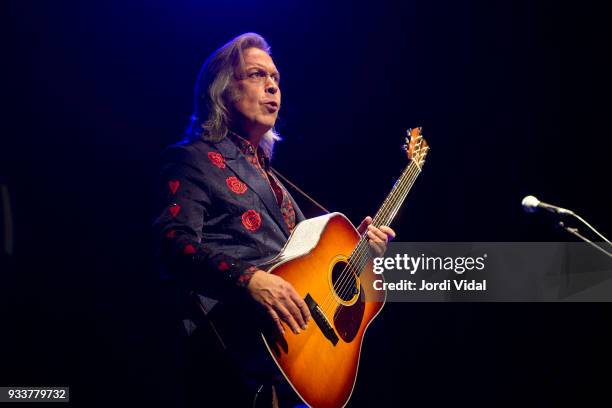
265 77 279 94
266 84 278 94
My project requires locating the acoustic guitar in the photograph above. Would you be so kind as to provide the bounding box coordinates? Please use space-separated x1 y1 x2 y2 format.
256 127 429 408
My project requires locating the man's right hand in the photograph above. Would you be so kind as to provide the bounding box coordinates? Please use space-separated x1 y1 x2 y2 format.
247 270 311 335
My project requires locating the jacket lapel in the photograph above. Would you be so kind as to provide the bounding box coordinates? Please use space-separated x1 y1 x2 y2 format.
212 138 290 237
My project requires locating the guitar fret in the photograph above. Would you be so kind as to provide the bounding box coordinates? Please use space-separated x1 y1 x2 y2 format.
348 161 421 275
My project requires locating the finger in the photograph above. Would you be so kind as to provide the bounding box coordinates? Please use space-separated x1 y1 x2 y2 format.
368 226 389 242
366 231 386 256
367 229 387 245
379 226 396 240
368 225 396 244
283 293 307 330
357 216 373 234
267 307 285 335
289 289 311 327
274 302 301 334
368 239 386 256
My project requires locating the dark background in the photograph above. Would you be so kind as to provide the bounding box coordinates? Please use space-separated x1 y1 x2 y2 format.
1 0 610 406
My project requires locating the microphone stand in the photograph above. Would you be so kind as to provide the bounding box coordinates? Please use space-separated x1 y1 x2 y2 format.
558 221 612 260
566 212 612 247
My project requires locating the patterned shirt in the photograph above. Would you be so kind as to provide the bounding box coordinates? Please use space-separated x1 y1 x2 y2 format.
227 131 296 233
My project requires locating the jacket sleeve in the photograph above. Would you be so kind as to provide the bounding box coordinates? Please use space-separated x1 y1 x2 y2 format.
152 144 256 302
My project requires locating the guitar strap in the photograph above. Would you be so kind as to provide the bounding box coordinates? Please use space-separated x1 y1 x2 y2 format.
270 167 330 215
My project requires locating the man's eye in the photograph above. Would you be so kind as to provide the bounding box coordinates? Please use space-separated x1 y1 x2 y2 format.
249 71 265 78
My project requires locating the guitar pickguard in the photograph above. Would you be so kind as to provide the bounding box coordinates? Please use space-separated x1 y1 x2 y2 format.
333 286 365 342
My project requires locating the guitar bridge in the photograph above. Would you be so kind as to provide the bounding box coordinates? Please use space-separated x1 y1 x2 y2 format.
304 293 339 346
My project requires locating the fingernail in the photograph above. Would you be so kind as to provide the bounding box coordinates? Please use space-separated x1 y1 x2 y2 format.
295 328 300 334
301 324 307 330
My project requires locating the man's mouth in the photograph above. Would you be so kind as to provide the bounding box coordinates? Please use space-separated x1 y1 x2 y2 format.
262 101 279 112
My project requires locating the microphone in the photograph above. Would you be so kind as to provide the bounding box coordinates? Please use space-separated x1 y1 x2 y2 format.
521 195 574 215
521 194 611 248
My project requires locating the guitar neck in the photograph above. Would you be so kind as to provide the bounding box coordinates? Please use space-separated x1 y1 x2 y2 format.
372 161 422 228
349 160 423 274
347 127 429 275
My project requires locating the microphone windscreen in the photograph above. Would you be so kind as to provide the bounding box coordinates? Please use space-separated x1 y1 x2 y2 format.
521 195 540 213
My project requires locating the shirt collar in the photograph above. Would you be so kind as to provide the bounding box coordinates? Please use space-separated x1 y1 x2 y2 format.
227 131 270 167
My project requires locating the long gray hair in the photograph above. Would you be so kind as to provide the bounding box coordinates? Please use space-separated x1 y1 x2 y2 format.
186 32 281 158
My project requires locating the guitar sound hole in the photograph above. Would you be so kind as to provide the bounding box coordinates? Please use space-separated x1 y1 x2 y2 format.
331 261 358 302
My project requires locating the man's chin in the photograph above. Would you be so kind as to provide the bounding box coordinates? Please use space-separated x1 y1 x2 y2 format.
254 119 276 131
243 122 275 138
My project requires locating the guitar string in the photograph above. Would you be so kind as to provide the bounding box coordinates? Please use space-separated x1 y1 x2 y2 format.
335 140 428 305
330 163 422 315
320 162 421 316
316 137 426 316
316 161 420 315
326 164 421 315
317 161 422 316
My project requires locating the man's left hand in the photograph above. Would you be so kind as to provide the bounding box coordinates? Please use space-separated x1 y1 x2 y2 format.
357 216 396 257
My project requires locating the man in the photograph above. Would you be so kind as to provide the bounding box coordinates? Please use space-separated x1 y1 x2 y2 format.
153 32 395 407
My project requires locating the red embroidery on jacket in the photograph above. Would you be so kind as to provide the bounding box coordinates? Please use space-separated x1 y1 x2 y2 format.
208 152 226 169
169 203 181 218
226 176 247 194
183 244 196 255
241 209 262 232
218 261 230 271
168 180 180 194
165 229 176 239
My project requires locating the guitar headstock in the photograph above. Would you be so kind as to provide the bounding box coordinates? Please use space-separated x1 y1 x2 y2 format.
403 127 429 169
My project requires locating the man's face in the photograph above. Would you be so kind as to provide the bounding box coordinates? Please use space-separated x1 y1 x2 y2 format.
231 47 281 138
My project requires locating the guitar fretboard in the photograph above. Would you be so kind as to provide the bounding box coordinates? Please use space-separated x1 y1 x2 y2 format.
348 160 422 275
